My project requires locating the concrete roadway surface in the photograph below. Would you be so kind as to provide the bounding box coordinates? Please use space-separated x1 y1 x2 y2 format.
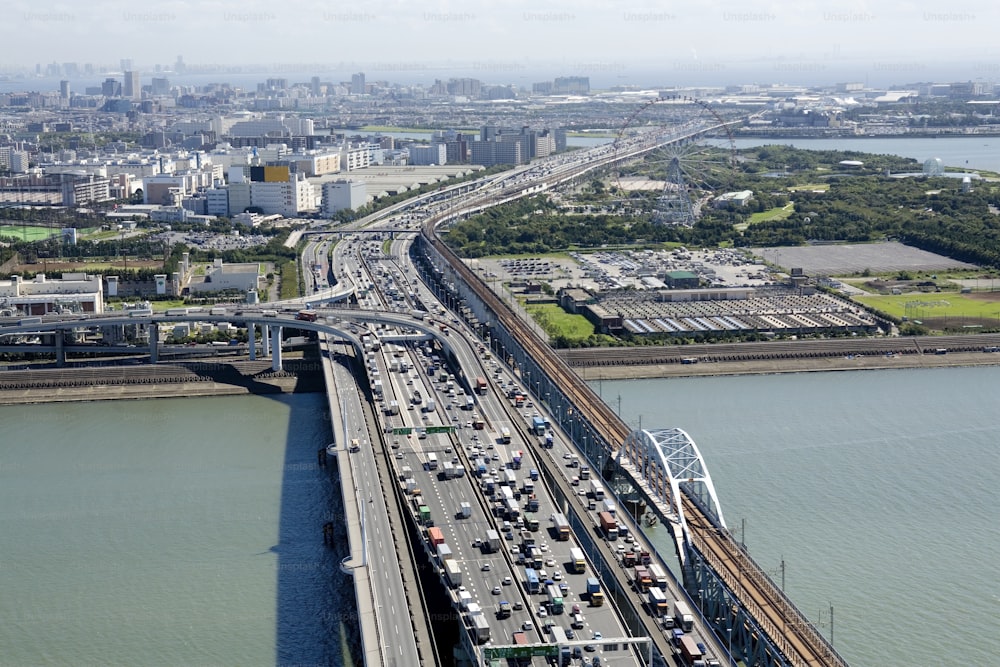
368 267 642 665
325 335 421 667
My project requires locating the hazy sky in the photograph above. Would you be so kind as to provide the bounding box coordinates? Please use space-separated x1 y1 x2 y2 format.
9 0 1000 87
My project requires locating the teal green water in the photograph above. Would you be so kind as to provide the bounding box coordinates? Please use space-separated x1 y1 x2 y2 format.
599 366 1000 667
0 394 355 667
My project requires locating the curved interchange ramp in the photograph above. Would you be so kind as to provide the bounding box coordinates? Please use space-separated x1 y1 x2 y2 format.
617 427 727 556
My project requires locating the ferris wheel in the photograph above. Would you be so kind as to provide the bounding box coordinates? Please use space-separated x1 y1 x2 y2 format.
612 96 739 226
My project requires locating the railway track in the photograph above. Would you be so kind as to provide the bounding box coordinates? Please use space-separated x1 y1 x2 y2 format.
558 334 1000 368
682 495 844 667
421 223 847 666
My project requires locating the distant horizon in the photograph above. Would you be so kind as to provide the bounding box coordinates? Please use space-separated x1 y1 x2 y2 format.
7 0 1000 92
3 60 999 94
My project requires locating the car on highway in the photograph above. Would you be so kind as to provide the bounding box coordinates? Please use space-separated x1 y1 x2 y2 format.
510 545 519 554
553 571 563 581
538 605 548 618
545 558 556 567
572 604 581 614
522 620 533 631
566 628 575 639
482 563 491 572
502 576 512 585
492 586 501 595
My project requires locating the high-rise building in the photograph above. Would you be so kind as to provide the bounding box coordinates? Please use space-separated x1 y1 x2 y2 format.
552 76 590 94
470 139 522 167
351 72 366 95
59 80 71 99
407 144 447 166
124 71 140 100
322 180 367 215
101 78 122 98
150 77 170 95
9 150 31 173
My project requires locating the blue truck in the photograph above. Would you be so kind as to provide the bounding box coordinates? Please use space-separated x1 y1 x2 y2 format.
531 415 546 435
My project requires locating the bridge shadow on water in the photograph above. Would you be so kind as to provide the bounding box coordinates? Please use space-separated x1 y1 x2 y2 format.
268 391 360 667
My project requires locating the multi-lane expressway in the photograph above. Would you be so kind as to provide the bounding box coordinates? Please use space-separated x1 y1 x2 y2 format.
341 233 651 665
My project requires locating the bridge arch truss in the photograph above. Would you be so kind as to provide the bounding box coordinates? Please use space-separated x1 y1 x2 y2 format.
617 427 727 543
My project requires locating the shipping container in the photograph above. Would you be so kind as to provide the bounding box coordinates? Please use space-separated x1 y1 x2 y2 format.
598 511 618 540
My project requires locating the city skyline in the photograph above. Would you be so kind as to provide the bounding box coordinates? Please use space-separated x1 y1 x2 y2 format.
7 0 1000 89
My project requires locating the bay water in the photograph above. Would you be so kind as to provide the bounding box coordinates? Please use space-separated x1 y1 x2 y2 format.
597 366 1000 667
0 394 356 667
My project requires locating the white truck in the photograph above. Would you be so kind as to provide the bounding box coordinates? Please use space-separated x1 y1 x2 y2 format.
673 599 695 632
484 529 501 553
423 398 436 413
471 614 490 644
444 558 462 587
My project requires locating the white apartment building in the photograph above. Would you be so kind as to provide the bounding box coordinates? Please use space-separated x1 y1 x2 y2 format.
322 180 367 215
408 144 447 166
340 146 371 171
249 173 315 216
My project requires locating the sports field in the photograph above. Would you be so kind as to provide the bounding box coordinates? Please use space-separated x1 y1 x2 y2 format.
0 225 59 242
854 291 1000 329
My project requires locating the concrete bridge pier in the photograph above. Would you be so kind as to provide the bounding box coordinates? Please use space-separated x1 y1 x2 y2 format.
270 325 282 372
54 332 65 367
262 324 271 356
149 324 159 364
248 323 256 361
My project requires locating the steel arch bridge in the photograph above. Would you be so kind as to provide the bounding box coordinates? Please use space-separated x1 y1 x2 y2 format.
616 427 727 547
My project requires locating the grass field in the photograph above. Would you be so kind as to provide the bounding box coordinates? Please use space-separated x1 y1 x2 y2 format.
747 203 795 225
787 183 830 192
525 302 595 343
854 292 1000 324
0 225 60 241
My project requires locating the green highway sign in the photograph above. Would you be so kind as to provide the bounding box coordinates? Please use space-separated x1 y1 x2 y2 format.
392 427 413 435
425 425 454 434
483 645 557 660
